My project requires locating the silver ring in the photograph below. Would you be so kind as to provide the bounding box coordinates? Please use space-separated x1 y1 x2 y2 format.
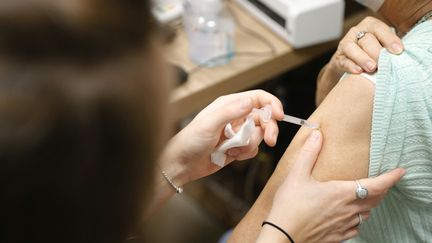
358 213 363 226
355 180 368 199
356 31 367 41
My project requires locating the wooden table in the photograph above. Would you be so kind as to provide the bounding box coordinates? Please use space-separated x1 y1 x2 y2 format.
167 2 369 121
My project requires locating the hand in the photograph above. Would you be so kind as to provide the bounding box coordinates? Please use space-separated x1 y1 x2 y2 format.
260 130 405 243
316 16 404 105
160 90 284 186
330 16 403 74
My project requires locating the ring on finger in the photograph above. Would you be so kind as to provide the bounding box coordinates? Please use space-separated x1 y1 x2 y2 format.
355 180 368 199
357 213 363 226
356 31 367 41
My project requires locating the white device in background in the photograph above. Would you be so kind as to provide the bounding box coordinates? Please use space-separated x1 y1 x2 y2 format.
152 0 184 24
235 0 345 48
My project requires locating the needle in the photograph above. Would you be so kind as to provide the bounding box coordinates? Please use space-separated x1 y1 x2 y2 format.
252 105 319 129
283 114 319 129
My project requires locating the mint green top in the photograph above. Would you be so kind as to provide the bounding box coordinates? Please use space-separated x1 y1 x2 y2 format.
349 21 432 242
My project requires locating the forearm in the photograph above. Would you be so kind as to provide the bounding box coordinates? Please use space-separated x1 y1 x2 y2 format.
145 135 190 217
315 59 345 106
230 75 374 242
144 168 177 217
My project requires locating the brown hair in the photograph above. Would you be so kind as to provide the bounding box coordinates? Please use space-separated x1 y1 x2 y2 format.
0 1 170 242
0 0 156 60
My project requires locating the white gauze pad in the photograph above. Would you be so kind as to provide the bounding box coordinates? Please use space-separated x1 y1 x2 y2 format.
210 117 255 167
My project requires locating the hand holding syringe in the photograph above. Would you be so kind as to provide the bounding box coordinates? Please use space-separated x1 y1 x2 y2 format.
211 104 319 167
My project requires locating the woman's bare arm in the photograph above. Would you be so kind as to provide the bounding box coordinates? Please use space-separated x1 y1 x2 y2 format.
229 74 375 242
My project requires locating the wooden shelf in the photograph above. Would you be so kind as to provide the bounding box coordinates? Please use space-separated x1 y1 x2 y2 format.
166 2 370 121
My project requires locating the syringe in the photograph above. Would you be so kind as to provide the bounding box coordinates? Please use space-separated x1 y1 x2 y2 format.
283 114 319 129
252 105 319 129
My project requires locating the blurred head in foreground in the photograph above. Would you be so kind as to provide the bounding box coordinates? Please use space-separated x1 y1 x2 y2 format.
0 0 172 242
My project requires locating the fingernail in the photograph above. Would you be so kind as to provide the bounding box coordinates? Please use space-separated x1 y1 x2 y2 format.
241 98 252 110
391 43 403 54
366 61 376 72
228 149 240 157
308 130 320 142
354 65 363 73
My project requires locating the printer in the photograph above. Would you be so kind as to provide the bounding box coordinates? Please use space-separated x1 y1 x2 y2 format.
235 0 345 48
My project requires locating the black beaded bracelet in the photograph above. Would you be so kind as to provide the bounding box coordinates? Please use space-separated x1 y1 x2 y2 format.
262 221 295 243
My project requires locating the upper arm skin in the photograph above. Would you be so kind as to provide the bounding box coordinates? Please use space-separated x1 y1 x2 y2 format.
229 75 375 243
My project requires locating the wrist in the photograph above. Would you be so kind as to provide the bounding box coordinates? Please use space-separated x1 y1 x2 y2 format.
265 208 300 243
327 57 345 78
158 134 191 187
257 224 291 243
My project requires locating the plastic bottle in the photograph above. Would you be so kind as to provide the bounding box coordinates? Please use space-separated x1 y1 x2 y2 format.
183 0 235 67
